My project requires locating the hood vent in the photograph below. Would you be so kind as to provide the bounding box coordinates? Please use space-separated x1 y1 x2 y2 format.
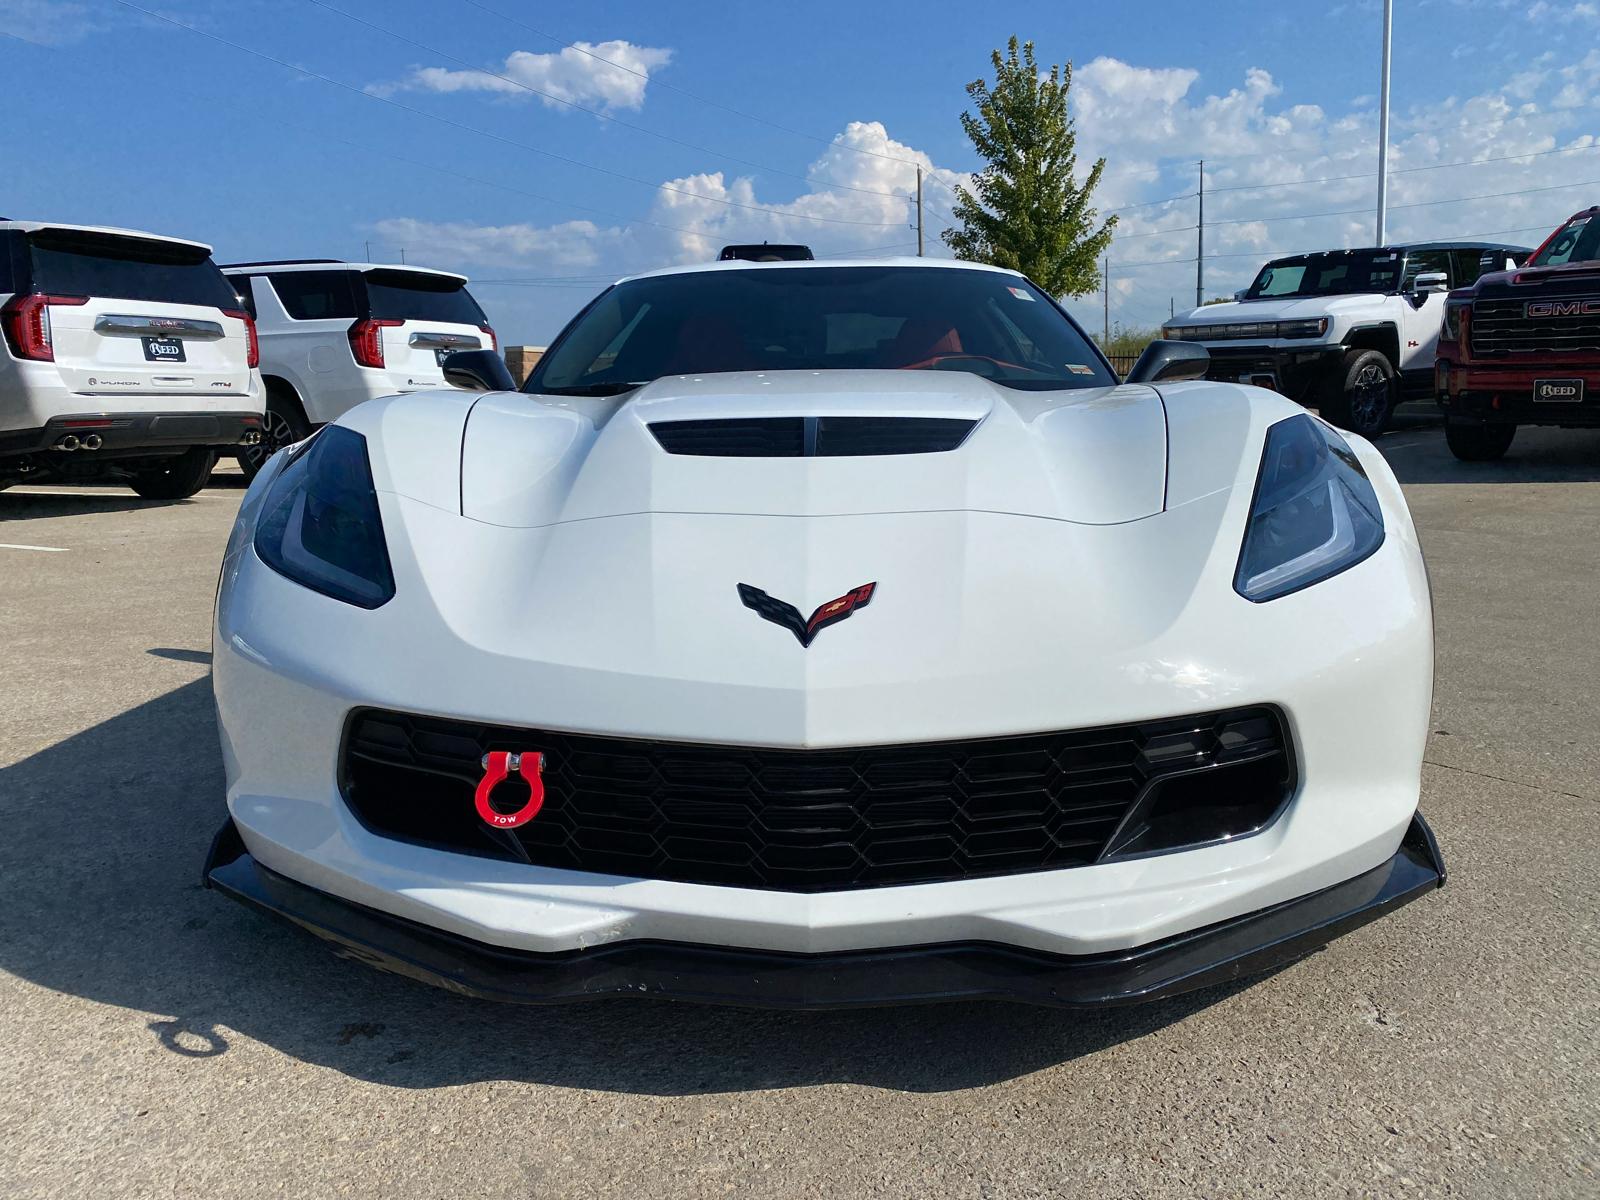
650 416 978 457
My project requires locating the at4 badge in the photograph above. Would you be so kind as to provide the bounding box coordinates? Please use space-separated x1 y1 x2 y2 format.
475 751 545 828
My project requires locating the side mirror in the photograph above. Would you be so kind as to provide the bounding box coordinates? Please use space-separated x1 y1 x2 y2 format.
1412 271 1449 294
1124 340 1210 384
441 349 517 392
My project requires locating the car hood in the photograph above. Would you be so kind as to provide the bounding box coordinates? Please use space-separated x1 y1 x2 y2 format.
1171 294 1386 326
360 370 1173 528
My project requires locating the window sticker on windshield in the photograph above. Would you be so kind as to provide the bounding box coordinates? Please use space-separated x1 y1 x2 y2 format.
1066 364 1095 375
1006 286 1034 301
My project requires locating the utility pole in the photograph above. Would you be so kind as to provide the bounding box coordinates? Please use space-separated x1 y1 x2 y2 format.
400 248 406 264
1196 160 1205 309
364 241 372 263
1376 0 1393 245
1103 255 1110 348
916 168 924 257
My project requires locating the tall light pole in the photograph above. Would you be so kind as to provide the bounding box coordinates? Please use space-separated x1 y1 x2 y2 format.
1195 160 1204 309
1376 0 1393 245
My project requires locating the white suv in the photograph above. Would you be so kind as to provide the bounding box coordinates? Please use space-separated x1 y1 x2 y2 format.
223 261 494 476
1161 241 1529 437
1 221 264 498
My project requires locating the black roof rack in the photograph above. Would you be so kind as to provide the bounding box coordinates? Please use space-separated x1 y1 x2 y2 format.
718 243 814 262
219 259 345 269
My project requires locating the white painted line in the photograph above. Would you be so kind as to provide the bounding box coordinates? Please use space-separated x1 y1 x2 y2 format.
0 543 70 552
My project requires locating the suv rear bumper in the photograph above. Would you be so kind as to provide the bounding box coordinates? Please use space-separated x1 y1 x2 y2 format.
1436 359 1600 427
0 411 264 459
1199 345 1344 404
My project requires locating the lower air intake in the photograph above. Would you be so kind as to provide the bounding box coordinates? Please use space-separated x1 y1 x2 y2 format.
340 707 1295 893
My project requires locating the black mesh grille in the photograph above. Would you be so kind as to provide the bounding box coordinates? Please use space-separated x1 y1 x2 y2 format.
650 416 976 457
340 707 1292 892
1470 296 1600 355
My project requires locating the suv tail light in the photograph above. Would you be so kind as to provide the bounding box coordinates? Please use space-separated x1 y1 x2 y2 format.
348 318 402 368
1 294 89 362
477 323 497 352
221 308 259 368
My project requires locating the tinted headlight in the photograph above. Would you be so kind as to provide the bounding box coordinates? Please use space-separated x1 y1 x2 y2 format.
1235 414 1384 602
1441 300 1469 342
1278 318 1328 339
254 425 396 608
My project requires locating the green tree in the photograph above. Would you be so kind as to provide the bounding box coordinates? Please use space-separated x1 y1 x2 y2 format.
942 38 1115 299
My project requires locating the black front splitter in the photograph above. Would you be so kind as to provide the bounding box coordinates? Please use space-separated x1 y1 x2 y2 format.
203 814 1445 1009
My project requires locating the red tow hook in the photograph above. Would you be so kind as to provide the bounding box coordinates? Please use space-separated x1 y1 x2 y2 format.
475 750 545 828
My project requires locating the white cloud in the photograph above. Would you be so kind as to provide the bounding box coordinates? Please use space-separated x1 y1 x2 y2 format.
0 0 96 43
372 41 673 113
369 48 1600 339
1059 51 1600 326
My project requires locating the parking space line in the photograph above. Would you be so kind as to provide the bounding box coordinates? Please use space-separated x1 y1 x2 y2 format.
0 543 70 552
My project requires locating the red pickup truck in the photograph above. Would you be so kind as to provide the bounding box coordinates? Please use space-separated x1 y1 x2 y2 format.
1435 207 1600 459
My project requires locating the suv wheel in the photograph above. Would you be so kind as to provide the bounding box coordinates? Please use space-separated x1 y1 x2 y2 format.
1445 419 1516 462
1321 349 1397 438
238 389 310 483
129 447 217 500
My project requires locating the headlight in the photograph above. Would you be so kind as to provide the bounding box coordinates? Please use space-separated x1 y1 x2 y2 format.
1235 414 1385 602
254 425 396 608
1277 318 1328 339
1441 300 1469 342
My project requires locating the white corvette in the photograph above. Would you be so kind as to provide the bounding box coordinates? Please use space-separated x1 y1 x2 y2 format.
205 257 1444 1008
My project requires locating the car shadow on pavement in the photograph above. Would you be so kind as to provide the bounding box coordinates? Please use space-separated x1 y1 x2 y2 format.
0 490 193 519
0 679 1269 1097
1378 424 1600 484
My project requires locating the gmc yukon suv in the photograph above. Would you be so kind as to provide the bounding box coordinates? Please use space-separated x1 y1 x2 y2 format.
1162 241 1529 437
1435 207 1600 460
0 221 264 498
223 261 494 478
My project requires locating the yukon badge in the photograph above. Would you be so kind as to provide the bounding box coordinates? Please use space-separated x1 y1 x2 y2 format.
737 582 877 648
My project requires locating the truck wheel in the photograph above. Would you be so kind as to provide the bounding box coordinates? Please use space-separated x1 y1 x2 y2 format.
129 447 218 499
1445 420 1516 462
238 388 310 483
1321 349 1397 438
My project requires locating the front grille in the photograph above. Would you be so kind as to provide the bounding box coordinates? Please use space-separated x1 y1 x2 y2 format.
1471 297 1600 355
650 416 977 457
340 707 1293 893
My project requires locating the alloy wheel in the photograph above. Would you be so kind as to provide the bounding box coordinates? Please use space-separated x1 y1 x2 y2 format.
1348 362 1390 432
242 407 299 474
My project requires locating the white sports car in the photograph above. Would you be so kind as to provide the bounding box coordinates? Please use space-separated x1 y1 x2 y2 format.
206 257 1443 1008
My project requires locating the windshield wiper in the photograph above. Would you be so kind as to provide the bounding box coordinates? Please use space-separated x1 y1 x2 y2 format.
538 381 652 397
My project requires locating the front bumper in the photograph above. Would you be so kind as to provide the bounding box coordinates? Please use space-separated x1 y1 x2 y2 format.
1437 358 1600 427
0 410 265 459
1199 345 1343 405
204 813 1445 1008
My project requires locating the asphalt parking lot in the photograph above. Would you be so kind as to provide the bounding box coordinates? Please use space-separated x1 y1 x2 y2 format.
2 427 1597 1200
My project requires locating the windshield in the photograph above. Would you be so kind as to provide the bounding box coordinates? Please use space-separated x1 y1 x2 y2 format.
1530 215 1600 266
1245 251 1404 299
362 269 487 324
27 230 237 308
527 266 1114 395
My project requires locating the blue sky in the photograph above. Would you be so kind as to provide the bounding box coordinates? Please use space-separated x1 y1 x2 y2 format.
4 0 1600 343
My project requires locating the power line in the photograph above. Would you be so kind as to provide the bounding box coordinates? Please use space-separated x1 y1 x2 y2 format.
109 0 904 229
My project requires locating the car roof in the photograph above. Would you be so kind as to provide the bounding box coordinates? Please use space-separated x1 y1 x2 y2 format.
1264 241 1533 262
612 256 1026 287
0 219 212 255
219 259 468 284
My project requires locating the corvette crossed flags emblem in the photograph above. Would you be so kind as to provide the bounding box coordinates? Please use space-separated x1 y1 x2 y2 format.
737 582 877 648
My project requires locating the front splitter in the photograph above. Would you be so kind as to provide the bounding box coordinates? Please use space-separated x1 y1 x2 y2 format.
204 814 1445 1009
